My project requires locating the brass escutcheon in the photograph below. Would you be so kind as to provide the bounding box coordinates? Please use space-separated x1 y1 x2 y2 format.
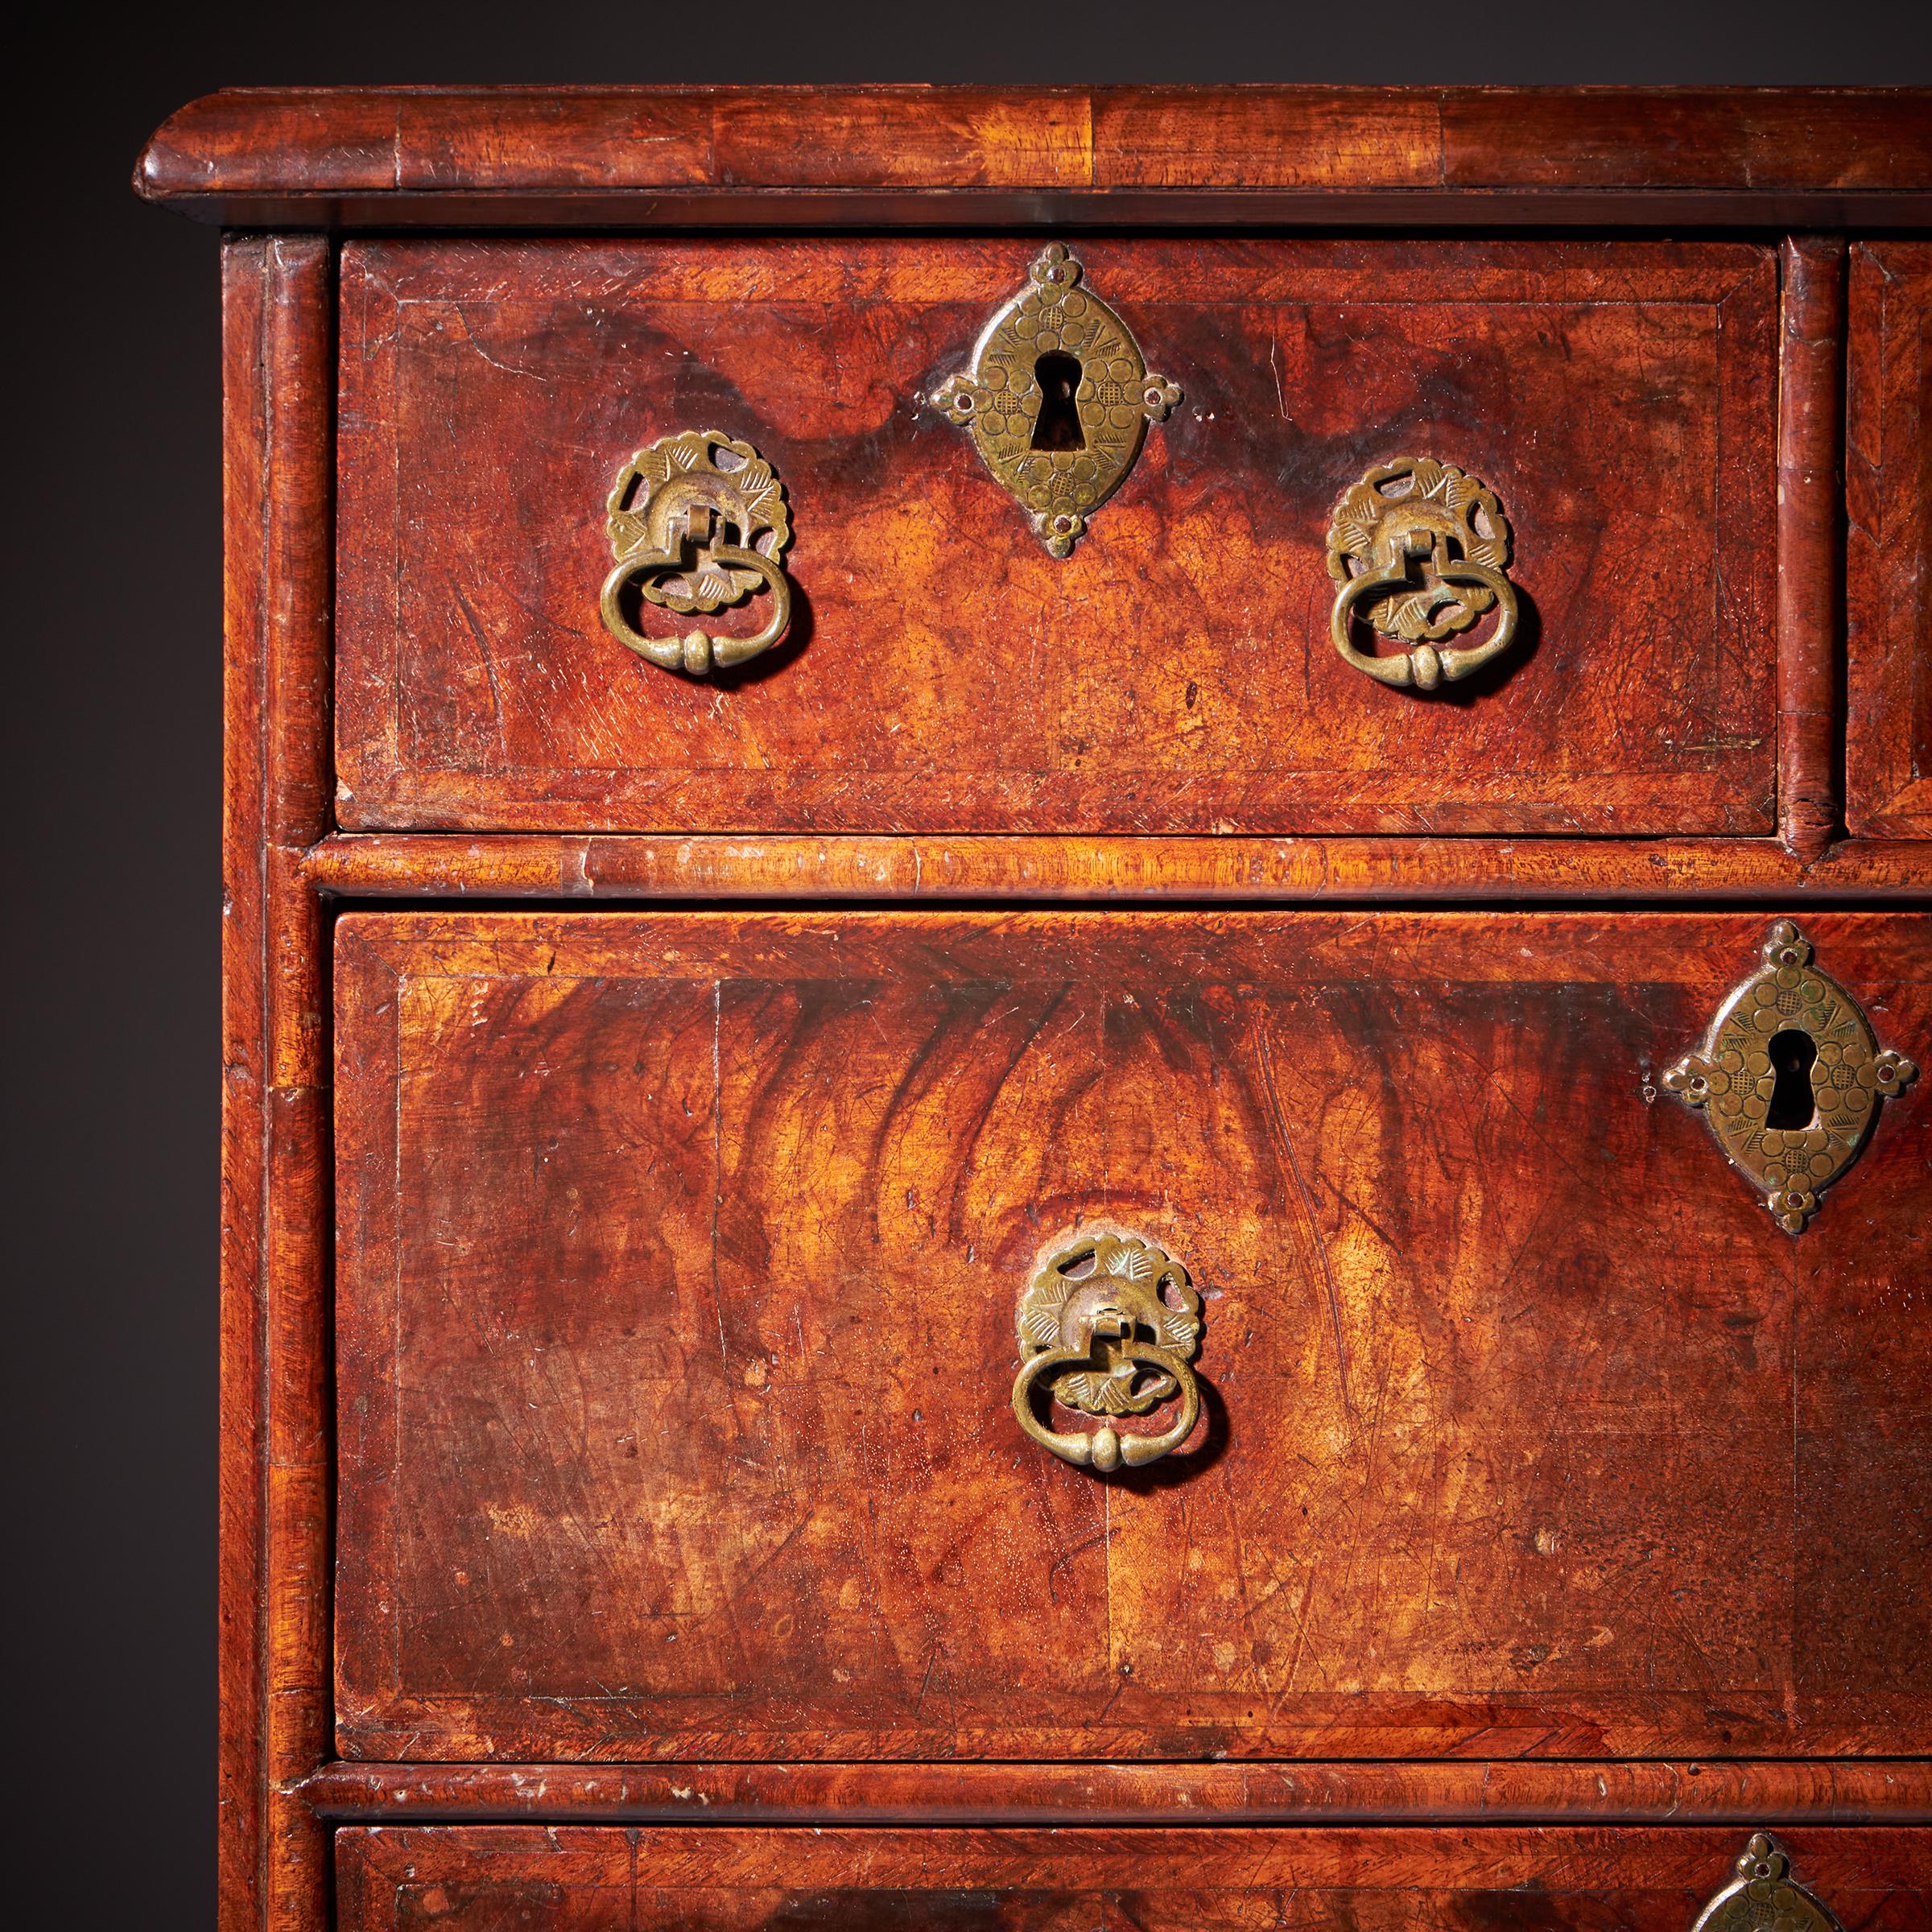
600 429 794 675
1012 1231 1203 1472
1327 456 1517 689
1665 920 1918 1233
1689 1834 1845 1932
927 243 1180 556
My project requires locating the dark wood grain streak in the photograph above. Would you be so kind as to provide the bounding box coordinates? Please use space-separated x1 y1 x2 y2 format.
1847 241 1932 837
303 832 1932 901
253 235 335 1932
137 87 1932 229
1778 237 1847 861
303 1757 1932 1825
333 1826 1932 1931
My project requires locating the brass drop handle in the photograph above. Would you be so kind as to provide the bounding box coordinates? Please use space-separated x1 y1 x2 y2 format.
600 430 795 675
1011 1233 1204 1473
1326 456 1517 690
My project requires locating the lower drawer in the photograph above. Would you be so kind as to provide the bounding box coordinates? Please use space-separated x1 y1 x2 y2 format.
334 1827 1928 1930
332 910 1931 1763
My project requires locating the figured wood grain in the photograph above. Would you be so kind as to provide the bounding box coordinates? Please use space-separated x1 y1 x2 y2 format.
1777 237 1847 861
335 237 1777 838
302 832 1932 901
333 1825 1932 1930
332 910 1932 1765
136 87 1932 229
304 1757 1932 1825
1847 241 1932 837
225 233 336 1932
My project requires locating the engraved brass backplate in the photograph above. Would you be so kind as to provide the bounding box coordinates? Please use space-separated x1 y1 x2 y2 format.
1327 456 1518 689
1690 1834 1844 1932
1666 920 1918 1233
928 244 1181 556
600 429 794 675
1012 1230 1203 1472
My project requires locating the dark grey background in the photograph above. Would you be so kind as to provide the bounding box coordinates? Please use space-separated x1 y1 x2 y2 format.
10 4 1926 1923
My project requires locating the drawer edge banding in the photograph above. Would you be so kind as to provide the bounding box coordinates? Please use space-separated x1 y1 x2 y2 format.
302 1760 1932 1825
303 834 1932 902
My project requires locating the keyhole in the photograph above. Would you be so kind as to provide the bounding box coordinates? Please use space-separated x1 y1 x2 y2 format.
1765 1029 1818 1129
1030 352 1086 451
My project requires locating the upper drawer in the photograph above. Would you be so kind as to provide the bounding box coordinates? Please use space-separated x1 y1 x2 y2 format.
336 238 1778 836
332 910 1929 1764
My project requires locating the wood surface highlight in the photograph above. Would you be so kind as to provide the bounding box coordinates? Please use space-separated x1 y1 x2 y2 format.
303 832 1932 901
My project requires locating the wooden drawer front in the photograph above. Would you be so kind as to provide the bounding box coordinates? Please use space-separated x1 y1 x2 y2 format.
336 239 1776 837
334 1827 1930 1930
1849 242 1932 837
333 912 1930 1764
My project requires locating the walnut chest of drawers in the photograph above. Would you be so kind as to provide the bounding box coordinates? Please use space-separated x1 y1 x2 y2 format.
139 85 1932 1932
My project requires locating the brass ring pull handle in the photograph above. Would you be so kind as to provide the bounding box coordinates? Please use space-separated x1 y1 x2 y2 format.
1011 1232 1205 1474
1012 1342 1200 1472
600 430 794 676
599 542 791 675
1326 457 1517 691
1330 545 1517 689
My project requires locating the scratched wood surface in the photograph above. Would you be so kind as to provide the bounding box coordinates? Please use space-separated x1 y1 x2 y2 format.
335 238 1777 837
1848 242 1932 837
332 910 1932 1764
332 1826 1932 1931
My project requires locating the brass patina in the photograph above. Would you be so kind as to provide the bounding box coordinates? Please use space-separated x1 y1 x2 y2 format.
600 429 793 675
928 243 1181 555
1690 1835 1845 1932
1012 1231 1203 1472
1326 456 1517 689
1666 920 1918 1232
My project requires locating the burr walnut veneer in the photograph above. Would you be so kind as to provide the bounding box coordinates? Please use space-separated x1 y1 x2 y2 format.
138 86 1932 1932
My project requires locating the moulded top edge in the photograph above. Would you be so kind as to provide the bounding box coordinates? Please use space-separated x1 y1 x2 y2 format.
136 85 1932 224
